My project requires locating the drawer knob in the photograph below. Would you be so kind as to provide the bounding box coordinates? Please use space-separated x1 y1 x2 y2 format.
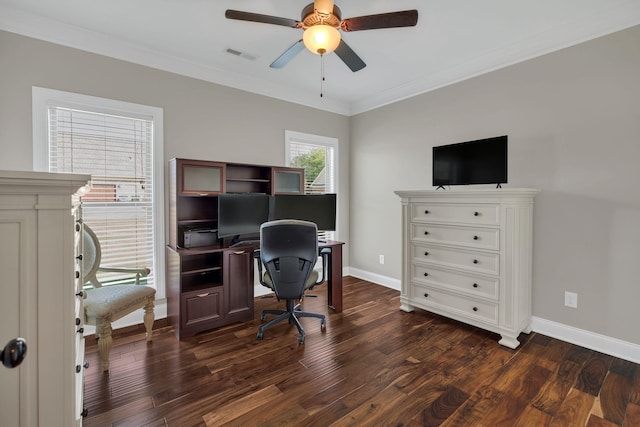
75 271 80 279
473 307 478 312
424 231 429 235
76 223 81 232
76 254 83 261
77 328 84 334
76 291 84 298
424 210 430 214
473 283 478 288
473 259 479 264
75 317 81 326
474 211 480 216
473 235 479 240
197 293 209 298
424 252 429 256
424 293 429 298
423 272 429 277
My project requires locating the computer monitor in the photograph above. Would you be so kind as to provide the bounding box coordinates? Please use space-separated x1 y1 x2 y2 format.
271 194 337 231
217 193 271 243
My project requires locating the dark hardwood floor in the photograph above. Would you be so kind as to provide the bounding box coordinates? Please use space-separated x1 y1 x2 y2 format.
83 277 640 426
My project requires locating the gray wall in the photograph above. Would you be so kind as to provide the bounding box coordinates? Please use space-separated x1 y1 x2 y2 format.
0 29 351 264
350 25 640 345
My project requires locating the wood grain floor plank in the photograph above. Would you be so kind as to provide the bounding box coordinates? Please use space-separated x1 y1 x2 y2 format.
550 388 595 427
512 404 553 426
600 371 633 425
577 352 614 396
623 402 640 426
82 277 640 427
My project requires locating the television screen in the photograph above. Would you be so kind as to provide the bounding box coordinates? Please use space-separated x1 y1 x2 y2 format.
217 193 271 239
433 135 507 187
271 194 337 231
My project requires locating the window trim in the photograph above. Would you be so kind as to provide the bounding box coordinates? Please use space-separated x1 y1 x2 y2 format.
32 87 166 299
284 130 339 239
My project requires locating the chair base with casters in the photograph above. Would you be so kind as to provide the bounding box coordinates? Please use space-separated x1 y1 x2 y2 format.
81 224 155 371
254 220 329 344
257 277 326 344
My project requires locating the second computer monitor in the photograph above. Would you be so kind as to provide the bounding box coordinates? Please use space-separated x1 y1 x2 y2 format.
271 194 336 231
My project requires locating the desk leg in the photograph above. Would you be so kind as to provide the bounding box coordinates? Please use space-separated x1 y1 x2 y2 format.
327 244 343 313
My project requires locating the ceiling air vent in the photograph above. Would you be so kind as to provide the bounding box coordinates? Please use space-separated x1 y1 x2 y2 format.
226 48 256 61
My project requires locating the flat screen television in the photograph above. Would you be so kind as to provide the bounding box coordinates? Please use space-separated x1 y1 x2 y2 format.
217 193 271 244
432 135 507 187
271 194 337 231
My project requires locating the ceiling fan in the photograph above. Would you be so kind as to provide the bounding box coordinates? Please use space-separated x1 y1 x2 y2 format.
225 0 418 72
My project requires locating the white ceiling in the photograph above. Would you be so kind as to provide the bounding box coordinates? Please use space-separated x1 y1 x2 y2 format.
1 0 640 116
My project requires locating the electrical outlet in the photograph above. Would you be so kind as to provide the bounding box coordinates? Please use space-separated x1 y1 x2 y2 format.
564 291 578 308
379 254 385 265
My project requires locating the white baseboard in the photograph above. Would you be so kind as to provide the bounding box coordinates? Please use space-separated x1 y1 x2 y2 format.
346 267 401 291
531 316 640 364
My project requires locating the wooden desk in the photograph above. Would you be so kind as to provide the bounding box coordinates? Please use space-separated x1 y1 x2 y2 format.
167 239 345 339
319 240 345 313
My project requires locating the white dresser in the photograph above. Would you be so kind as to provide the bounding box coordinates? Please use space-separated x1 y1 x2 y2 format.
0 170 90 426
395 188 539 348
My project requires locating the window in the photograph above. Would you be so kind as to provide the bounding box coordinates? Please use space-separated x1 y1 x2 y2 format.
32 87 165 298
285 130 338 240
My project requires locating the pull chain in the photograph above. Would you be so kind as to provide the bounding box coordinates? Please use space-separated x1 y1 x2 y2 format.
320 54 325 98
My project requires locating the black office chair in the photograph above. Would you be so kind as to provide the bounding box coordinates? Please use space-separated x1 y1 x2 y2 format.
254 220 328 344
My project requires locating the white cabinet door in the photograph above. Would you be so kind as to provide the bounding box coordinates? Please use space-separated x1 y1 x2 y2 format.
0 210 38 427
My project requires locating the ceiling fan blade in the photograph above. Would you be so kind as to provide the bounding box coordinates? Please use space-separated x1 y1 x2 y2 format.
225 10 300 28
270 40 305 69
334 39 366 72
341 10 418 31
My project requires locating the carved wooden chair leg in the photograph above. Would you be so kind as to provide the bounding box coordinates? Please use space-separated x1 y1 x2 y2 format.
96 319 113 372
143 299 154 342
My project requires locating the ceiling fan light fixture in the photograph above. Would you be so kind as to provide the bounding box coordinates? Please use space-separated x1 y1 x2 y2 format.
303 25 341 55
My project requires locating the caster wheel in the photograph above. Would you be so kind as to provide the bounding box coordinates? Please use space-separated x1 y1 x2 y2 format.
321 319 326 329
257 332 264 340
298 336 305 345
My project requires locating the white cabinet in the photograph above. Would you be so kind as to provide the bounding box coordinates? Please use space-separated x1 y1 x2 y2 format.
395 188 539 349
0 170 90 427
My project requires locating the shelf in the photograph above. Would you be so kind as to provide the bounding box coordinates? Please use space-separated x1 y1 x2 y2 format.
178 219 217 225
227 178 270 183
181 266 222 276
176 245 223 255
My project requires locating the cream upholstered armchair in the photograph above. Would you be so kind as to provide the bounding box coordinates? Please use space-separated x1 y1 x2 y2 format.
82 225 155 371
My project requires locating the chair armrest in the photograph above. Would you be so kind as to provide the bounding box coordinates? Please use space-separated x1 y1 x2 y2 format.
316 248 331 285
253 249 267 287
97 266 151 285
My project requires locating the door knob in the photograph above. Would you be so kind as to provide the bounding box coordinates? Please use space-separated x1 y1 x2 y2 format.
1 338 27 368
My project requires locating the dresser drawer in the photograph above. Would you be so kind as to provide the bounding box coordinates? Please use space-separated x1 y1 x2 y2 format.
411 283 499 324
411 243 499 275
411 203 499 225
411 263 499 299
411 223 499 251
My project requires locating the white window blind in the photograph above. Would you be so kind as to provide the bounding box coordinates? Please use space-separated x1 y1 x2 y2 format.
48 106 155 288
